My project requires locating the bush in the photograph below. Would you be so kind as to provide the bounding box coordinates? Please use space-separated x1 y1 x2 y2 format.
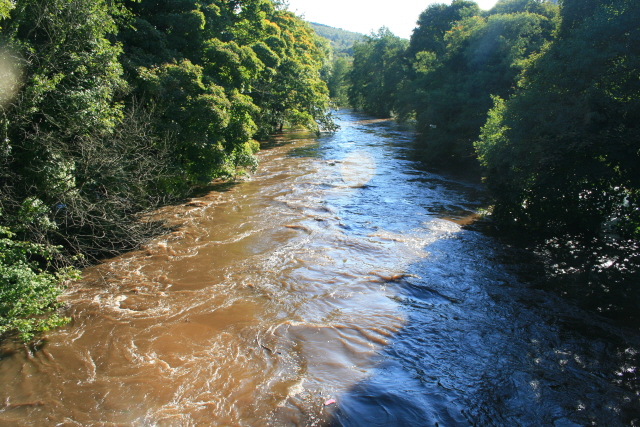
0 221 78 341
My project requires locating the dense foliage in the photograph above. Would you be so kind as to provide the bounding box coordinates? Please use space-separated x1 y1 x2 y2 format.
119 0 334 176
404 0 558 163
0 0 333 340
476 0 640 238
348 28 408 117
0 220 78 340
325 56 351 106
347 0 559 164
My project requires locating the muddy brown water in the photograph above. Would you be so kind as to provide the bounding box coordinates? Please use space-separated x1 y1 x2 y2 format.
1 110 639 426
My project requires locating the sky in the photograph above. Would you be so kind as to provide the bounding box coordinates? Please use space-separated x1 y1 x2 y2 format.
284 0 500 39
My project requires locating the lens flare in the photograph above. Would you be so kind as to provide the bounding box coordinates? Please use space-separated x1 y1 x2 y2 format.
0 47 21 107
340 150 376 187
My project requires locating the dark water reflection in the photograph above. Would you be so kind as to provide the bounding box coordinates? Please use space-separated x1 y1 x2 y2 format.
1 110 638 426
311 112 640 426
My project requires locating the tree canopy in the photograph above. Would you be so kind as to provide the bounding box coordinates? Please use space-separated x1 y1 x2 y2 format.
348 28 408 117
476 0 640 238
402 0 558 163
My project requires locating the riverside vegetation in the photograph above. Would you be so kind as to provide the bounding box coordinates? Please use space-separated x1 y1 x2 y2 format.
348 0 639 242
2 0 639 339
346 0 640 320
0 0 335 339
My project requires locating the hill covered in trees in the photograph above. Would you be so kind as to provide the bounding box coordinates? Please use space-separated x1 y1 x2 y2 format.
308 22 364 57
0 0 334 339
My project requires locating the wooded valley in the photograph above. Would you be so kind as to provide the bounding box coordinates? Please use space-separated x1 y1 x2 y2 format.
1 0 638 340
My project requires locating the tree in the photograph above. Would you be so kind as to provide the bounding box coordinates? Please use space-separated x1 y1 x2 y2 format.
348 28 408 117
249 9 335 136
0 219 78 341
0 0 132 250
406 0 479 59
0 0 122 338
476 0 640 238
120 0 333 177
399 0 558 164
326 56 351 106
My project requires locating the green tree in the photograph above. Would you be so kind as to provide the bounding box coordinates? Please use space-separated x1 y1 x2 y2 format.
326 56 351 106
120 0 333 178
406 0 479 59
400 0 558 164
348 28 408 117
0 0 13 21
0 0 132 249
476 0 640 238
249 8 335 136
0 218 78 341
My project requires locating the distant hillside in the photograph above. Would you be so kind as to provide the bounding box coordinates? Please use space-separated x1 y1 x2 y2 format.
308 22 364 57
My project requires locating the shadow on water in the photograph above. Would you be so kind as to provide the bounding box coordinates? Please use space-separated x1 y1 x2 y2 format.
188 180 239 198
261 130 320 151
286 142 324 159
532 235 640 326
324 230 640 426
312 111 640 427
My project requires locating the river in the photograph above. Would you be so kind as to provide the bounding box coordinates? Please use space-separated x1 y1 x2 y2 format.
1 110 638 426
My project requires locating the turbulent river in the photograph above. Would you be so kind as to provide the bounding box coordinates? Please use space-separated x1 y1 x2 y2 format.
1 110 639 426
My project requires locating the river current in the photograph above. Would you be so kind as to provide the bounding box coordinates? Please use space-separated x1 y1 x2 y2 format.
1 110 638 426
